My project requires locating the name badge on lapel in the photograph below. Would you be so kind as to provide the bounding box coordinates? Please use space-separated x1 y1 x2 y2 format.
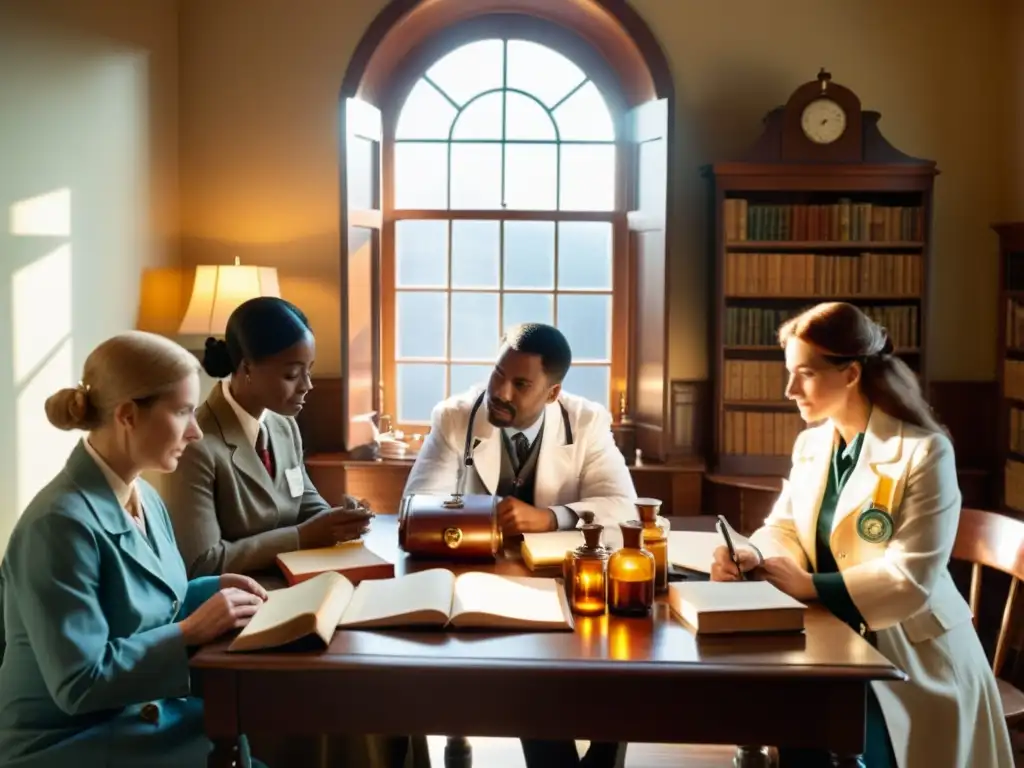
857 473 896 544
284 466 304 498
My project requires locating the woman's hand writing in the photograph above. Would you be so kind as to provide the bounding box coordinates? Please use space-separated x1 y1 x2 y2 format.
178 588 266 646
709 545 761 581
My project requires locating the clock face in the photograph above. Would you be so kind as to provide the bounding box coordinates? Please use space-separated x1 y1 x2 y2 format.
800 98 847 144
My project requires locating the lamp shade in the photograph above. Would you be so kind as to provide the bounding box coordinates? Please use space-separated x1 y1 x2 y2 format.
178 258 281 339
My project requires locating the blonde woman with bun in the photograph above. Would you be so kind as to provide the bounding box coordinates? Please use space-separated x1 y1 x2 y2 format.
0 331 268 768
711 303 1012 768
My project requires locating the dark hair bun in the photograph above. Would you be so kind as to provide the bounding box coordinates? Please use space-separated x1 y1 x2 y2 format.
201 337 234 378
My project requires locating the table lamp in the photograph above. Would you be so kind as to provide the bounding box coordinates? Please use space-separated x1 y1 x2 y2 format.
177 256 281 349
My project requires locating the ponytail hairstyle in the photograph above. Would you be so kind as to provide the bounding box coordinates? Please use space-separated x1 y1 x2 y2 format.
778 302 946 434
45 331 199 431
201 296 313 379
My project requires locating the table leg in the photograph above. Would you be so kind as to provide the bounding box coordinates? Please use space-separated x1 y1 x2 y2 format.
829 754 865 767
208 738 241 768
733 745 772 767
444 736 472 768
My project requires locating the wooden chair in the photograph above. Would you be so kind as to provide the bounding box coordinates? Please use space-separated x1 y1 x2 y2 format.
951 507 1024 734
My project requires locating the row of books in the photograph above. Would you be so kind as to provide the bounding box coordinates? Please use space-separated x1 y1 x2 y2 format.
1006 299 1024 350
722 198 924 243
1004 460 1024 514
723 360 787 402
721 410 804 457
724 252 923 297
1004 359 1024 402
724 305 920 349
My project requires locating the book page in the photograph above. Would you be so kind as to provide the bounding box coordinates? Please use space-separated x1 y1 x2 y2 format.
450 572 570 630
667 531 721 573
337 568 455 628
277 540 391 577
673 580 807 613
230 571 352 651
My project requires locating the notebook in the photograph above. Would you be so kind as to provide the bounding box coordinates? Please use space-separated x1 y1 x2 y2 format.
668 580 807 634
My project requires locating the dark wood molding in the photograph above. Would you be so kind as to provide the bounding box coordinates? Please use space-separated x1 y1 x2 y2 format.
340 0 674 107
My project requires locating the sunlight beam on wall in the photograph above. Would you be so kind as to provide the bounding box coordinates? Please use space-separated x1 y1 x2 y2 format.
9 187 71 237
16 336 77 514
12 242 72 386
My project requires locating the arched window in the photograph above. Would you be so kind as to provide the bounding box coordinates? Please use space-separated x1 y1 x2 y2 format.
339 1 674 458
387 38 621 425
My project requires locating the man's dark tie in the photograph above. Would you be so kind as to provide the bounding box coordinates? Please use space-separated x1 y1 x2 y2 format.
256 423 274 476
511 432 530 468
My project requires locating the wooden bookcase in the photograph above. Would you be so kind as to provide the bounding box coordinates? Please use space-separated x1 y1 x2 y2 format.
704 70 938 476
994 222 1024 516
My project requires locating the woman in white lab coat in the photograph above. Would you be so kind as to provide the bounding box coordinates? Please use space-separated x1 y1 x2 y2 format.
712 302 1013 768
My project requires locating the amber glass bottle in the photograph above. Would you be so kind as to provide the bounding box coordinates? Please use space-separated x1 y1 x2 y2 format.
635 498 669 593
562 510 597 602
569 523 609 616
608 521 656 617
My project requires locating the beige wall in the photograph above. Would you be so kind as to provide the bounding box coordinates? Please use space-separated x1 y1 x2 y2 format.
179 0 1013 384
0 0 179 547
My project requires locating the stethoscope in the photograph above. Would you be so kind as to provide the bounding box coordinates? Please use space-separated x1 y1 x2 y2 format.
458 390 573 494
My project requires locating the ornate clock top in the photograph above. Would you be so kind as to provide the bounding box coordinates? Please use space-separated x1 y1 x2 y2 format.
817 67 832 90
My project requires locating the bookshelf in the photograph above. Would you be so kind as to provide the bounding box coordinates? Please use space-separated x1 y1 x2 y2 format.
994 222 1024 516
705 70 938 476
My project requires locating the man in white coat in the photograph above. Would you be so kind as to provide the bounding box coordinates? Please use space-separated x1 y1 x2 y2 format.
403 323 636 767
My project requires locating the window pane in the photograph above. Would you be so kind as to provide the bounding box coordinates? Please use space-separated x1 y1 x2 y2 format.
346 136 375 210
451 292 499 361
426 40 503 107
506 40 585 108
451 92 503 140
397 364 446 423
504 221 554 289
451 220 499 289
505 92 556 140
553 81 615 141
557 222 612 290
396 291 447 359
502 292 553 332
560 144 615 211
396 79 457 140
450 364 493 397
557 294 610 362
395 143 447 209
450 144 502 209
504 144 557 211
561 365 610 409
396 220 447 288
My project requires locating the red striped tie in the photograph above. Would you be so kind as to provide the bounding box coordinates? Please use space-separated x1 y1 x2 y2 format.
256 424 274 476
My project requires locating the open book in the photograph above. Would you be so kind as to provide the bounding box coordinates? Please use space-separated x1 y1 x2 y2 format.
275 540 394 586
229 568 573 652
668 580 807 635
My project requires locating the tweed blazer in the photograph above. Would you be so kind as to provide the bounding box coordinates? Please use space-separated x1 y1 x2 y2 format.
0 442 225 768
163 381 329 578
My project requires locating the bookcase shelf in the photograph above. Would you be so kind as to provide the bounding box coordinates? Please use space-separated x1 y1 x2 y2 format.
993 222 1024 516
703 71 938 478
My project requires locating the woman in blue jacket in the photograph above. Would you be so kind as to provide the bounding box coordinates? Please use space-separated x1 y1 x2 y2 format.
0 330 268 768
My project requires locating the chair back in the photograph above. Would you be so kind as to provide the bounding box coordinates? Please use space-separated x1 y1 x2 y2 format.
951 507 1024 676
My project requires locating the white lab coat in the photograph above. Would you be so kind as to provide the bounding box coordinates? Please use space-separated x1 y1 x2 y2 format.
403 388 637 531
750 408 1013 768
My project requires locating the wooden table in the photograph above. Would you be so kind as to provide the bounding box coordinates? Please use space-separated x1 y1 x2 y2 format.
191 517 905 768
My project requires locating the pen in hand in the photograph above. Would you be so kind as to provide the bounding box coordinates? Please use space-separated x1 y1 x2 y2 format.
716 514 747 582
